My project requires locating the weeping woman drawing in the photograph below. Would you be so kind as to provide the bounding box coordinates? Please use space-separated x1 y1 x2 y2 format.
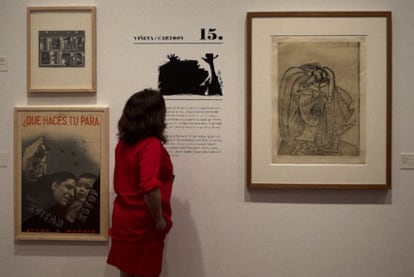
277 63 358 156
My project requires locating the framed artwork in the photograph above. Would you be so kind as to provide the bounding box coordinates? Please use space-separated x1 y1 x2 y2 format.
246 12 392 189
27 6 96 93
14 106 109 241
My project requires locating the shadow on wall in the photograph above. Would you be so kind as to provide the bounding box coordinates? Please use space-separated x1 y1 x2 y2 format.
15 240 109 256
162 197 205 277
245 188 392 205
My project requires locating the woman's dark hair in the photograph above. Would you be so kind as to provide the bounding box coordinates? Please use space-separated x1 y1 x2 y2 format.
51 171 77 186
117 89 167 144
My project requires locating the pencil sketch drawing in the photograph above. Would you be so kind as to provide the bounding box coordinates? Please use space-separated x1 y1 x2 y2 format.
273 38 364 161
278 63 358 156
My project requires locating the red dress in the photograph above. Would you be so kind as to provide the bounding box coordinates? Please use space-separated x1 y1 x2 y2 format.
107 137 173 276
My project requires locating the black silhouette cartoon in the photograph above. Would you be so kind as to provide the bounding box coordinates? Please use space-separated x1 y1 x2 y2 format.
278 63 358 156
158 53 222 95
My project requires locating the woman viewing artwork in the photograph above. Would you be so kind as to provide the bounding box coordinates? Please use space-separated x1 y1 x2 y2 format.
107 89 174 277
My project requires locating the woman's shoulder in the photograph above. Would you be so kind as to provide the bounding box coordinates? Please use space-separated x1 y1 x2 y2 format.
116 137 162 151
140 137 162 148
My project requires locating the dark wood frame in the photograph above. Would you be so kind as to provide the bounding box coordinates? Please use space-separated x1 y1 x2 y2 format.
246 12 392 189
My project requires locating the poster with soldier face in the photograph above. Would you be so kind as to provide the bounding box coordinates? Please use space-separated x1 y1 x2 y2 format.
14 107 109 241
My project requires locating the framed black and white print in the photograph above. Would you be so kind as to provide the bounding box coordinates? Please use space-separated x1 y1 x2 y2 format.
38 30 85 68
27 6 96 93
247 12 392 189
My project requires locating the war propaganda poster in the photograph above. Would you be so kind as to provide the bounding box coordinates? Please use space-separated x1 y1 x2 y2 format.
14 107 109 241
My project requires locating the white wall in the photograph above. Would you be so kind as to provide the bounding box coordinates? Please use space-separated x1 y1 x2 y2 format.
1 0 413 276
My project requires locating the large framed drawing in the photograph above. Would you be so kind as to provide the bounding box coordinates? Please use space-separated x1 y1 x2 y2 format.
27 6 96 93
14 106 109 241
247 12 392 189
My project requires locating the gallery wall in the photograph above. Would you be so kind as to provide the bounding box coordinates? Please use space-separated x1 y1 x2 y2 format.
1 0 414 276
